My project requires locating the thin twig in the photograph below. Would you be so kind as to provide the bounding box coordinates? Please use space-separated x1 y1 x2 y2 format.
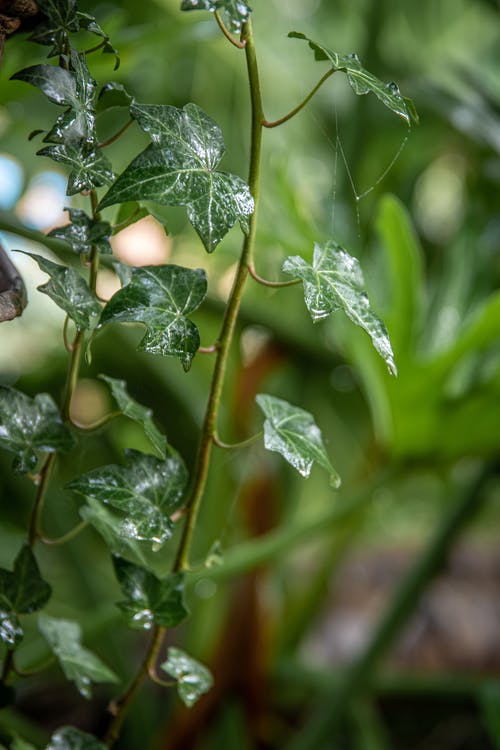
28 453 56 547
262 68 335 128
212 431 262 450
198 344 219 354
248 263 301 288
70 410 121 432
62 315 75 353
214 11 246 49
84 39 108 55
99 118 133 148
40 520 89 546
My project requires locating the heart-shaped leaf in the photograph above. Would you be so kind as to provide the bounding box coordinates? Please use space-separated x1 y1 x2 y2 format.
18 252 101 330
0 387 75 474
48 208 112 256
161 647 213 707
38 615 118 699
99 264 207 371
256 394 340 487
45 727 107 750
98 375 166 458
283 241 397 375
289 32 418 125
113 556 188 630
180 0 252 33
68 448 188 548
99 103 254 252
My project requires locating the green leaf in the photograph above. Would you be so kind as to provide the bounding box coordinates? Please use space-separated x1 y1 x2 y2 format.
283 241 397 376
0 546 52 614
0 387 75 474
37 141 114 196
99 264 207 371
256 394 340 487
0 601 23 648
77 13 120 70
99 102 254 252
38 614 118 699
79 498 150 569
68 448 188 548
17 252 101 330
48 208 112 256
29 0 79 57
97 82 132 113
180 0 252 33
11 64 78 108
112 202 148 234
45 726 107 750
161 647 213 707
11 736 37 750
289 32 418 125
98 375 166 458
113 556 188 630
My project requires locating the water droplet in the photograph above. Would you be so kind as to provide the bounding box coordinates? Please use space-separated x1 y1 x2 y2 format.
386 82 400 94
348 52 360 63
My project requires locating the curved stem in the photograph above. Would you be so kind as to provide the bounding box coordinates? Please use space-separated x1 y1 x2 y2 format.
262 68 335 128
71 410 121 432
248 263 301 288
84 39 108 55
63 315 74 353
99 118 133 149
198 344 219 354
28 452 56 547
214 10 246 49
212 431 262 450
40 520 89 546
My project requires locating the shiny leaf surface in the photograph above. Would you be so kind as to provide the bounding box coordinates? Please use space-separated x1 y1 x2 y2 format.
48 208 112 256
180 0 252 33
99 264 207 371
45 727 107 750
79 499 150 569
256 394 340 487
68 448 188 548
113 557 188 630
38 615 118 699
283 242 396 375
0 603 23 648
37 141 114 195
29 0 79 57
99 103 254 252
161 647 213 707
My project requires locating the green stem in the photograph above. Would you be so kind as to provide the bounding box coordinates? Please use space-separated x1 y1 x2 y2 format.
214 10 246 49
212 431 262 450
248 263 301 288
28 452 56 547
262 69 335 128
40 520 89 546
61 330 85 422
99 118 133 149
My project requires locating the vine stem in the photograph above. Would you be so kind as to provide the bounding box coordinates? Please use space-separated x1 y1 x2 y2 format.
99 118 133 149
214 11 246 49
212 431 262 450
247 263 301 288
262 68 335 128
40 520 89 546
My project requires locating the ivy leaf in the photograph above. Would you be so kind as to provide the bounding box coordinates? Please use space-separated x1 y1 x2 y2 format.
97 83 133 113
68 448 188 548
38 615 118 699
17 252 101 331
48 208 112 256
37 141 114 196
99 103 254 252
256 394 340 487
0 603 23 648
289 32 418 125
180 0 252 33
113 557 188 630
0 387 75 474
45 727 107 750
77 13 120 70
99 264 207 371
29 0 79 57
283 241 397 375
161 647 213 707
80 499 151 569
98 375 166 458
11 64 78 108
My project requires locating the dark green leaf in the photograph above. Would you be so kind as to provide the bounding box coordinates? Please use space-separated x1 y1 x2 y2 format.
48 208 112 256
0 601 23 648
161 647 213 707
11 65 77 108
45 726 107 750
97 83 132 113
289 32 418 125
0 387 75 473
80 498 150 568
180 0 251 33
99 264 207 371
17 252 101 330
37 141 114 196
283 241 397 375
0 684 15 709
38 614 118 699
99 103 254 252
77 13 120 69
113 557 188 630
29 0 79 57
256 394 340 487
68 448 188 548
98 375 166 458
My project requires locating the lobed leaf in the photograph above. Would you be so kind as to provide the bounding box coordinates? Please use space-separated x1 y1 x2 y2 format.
38 614 118 699
113 557 188 630
97 82 132 113
161 647 213 707
37 141 114 196
283 241 397 375
256 394 340 487
79 499 150 569
180 0 252 33
99 102 254 252
99 264 207 371
45 727 107 750
29 0 79 57
48 208 112 256
0 387 75 474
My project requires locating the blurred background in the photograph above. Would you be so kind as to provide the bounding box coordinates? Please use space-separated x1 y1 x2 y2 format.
1 0 500 748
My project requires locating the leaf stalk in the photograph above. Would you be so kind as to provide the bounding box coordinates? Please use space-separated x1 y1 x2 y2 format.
262 68 335 128
214 11 246 49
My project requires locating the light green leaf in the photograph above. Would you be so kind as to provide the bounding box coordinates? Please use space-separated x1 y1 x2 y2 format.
45 726 107 750
180 0 252 33
99 264 207 371
98 375 166 458
18 252 101 330
48 208 112 256
79 498 150 569
99 103 254 252
256 394 340 487
289 32 418 125
161 647 213 707
0 387 75 474
283 241 397 375
113 557 188 630
68 448 188 548
38 614 118 699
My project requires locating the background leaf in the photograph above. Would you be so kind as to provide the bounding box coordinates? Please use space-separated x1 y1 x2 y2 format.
48 208 112 256
161 647 213 707
45 726 107 750
180 0 252 33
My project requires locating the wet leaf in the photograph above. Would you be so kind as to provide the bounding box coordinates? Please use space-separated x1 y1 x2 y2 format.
99 102 254 252
38 615 118 699
0 603 23 648
97 82 132 113
256 394 340 486
289 32 418 125
0 243 27 322
99 264 207 371
77 13 119 69
283 241 397 375
68 448 188 548
98 375 166 458
0 387 75 474
29 0 79 57
17 252 101 330
180 0 252 33
45 726 107 750
37 140 114 195
161 647 213 707
113 557 188 630
79 499 150 569
48 208 112 256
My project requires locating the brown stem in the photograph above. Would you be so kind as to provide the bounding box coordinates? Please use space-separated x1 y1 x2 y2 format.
99 118 133 148
247 263 301 288
262 68 335 128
